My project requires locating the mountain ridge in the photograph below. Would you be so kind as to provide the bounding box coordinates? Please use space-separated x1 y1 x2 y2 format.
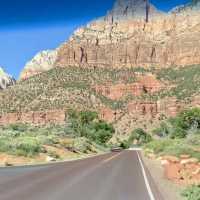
20 0 200 80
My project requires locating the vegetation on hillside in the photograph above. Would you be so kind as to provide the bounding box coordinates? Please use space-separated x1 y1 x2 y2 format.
156 65 200 100
145 108 200 160
0 110 114 158
0 65 200 114
182 185 200 200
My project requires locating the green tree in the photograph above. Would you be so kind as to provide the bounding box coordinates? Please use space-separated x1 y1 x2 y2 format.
129 128 152 145
79 111 98 124
177 108 200 130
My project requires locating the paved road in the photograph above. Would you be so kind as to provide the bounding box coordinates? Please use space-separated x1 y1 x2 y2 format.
0 151 163 200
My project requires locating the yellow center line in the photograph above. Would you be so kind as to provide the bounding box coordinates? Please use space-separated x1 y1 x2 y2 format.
102 153 122 164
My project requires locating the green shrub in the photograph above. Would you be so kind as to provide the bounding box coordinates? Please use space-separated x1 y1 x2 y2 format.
145 139 174 154
154 108 200 139
169 126 187 139
177 108 200 130
186 134 200 146
119 140 130 149
68 110 115 145
79 111 98 124
152 122 170 137
129 128 152 146
0 136 42 157
8 123 29 132
73 137 91 153
145 139 200 160
15 138 41 157
182 185 200 200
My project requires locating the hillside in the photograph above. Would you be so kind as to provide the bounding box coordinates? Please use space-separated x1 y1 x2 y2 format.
1 0 200 134
1 65 200 134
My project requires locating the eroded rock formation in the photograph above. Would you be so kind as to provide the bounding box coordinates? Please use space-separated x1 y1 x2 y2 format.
0 67 15 90
0 110 65 125
20 50 58 80
55 1 200 69
93 74 164 100
20 0 200 80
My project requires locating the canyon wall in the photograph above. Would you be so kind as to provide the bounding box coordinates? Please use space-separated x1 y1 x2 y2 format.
93 74 165 100
0 110 66 125
20 0 200 80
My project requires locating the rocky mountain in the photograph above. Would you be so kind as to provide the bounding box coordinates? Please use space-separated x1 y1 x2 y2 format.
2 0 200 134
55 1 200 69
20 50 57 80
0 67 15 90
20 0 200 80
105 0 163 21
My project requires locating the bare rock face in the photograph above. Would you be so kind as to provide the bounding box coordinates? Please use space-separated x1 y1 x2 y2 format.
55 0 200 69
20 50 57 80
0 110 65 125
93 74 164 100
0 67 15 90
20 0 200 79
105 0 162 21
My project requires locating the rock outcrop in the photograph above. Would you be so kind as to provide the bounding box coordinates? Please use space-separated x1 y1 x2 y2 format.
0 110 65 125
105 0 163 21
93 74 165 100
20 50 57 80
161 155 200 185
55 0 200 69
0 67 15 90
20 0 200 79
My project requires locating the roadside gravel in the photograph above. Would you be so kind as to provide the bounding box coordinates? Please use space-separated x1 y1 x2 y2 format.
141 152 184 200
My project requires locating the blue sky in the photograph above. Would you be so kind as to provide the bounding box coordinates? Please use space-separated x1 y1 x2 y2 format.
0 0 190 78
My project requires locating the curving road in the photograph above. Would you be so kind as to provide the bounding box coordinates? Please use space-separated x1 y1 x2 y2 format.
0 150 163 200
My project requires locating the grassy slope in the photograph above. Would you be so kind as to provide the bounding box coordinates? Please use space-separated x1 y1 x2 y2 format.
0 67 138 113
0 65 200 114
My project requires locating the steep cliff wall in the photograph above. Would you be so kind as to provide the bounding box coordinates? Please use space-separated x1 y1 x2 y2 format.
20 0 200 80
55 1 200 67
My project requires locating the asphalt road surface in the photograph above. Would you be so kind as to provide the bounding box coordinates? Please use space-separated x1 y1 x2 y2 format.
0 150 163 200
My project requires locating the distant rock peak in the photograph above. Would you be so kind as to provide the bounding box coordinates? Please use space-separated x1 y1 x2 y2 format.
0 67 15 90
105 0 163 22
20 50 58 80
20 0 200 80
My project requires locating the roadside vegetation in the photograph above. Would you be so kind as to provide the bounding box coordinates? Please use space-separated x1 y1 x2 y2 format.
0 110 114 159
145 108 200 160
182 185 200 200
142 108 200 200
119 128 152 149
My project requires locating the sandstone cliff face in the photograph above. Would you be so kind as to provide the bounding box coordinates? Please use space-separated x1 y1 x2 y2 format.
55 0 200 69
0 67 15 90
105 0 162 21
0 110 65 125
93 74 164 100
20 0 200 79
20 50 57 80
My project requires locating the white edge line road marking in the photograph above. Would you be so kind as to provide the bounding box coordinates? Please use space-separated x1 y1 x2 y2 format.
137 151 156 200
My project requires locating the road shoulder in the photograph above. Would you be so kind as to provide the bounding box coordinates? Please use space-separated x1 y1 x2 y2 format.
141 151 183 200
